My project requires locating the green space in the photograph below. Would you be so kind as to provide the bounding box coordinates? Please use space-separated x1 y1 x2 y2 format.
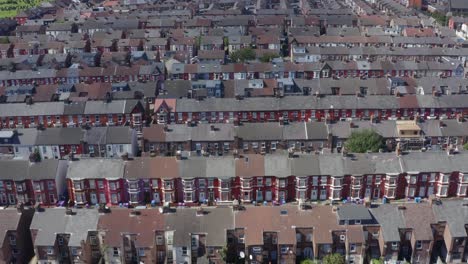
0 0 47 18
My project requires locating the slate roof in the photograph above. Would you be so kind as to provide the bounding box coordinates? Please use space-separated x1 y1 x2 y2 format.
432 200 468 238
370 204 405 242
67 159 125 180
0 159 61 181
165 207 234 247
30 208 99 246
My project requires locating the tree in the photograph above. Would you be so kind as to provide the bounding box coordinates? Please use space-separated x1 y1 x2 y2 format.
259 52 280 63
371 259 383 264
230 47 256 62
345 129 384 153
463 142 468 151
323 253 345 264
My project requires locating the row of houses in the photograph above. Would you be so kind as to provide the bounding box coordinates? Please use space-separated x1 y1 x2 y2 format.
167 60 466 81
1 151 467 208
142 119 468 155
0 126 137 160
0 64 163 87
0 99 145 132
2 199 468 264
153 95 468 124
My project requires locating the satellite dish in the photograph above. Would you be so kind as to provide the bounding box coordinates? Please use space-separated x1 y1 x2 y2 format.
158 207 163 213
239 251 245 258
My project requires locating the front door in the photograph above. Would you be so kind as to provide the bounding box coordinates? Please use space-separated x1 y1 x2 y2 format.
208 190 214 201
153 192 160 203
319 189 327 200
365 188 371 198
90 193 98 204
428 186 434 196
199 192 206 202
419 187 426 197
311 189 318 200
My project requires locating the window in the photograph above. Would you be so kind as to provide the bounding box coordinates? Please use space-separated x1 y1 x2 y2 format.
9 235 16 245
350 243 356 252
47 247 54 255
89 180 95 189
113 247 119 256
98 180 104 189
391 242 398 250
182 247 188 256
257 178 263 186
281 246 289 254
298 178 306 187
58 237 64 245
47 181 54 190
410 176 417 184
34 182 42 191
279 179 286 188
266 178 272 187
198 179 206 188
416 240 422 249
208 179 214 188
71 248 78 256
139 248 145 256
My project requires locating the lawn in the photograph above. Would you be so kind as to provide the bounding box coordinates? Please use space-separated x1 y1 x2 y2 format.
0 0 47 18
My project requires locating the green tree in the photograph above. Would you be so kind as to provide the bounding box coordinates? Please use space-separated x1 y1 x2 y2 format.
230 47 256 62
345 129 384 153
323 253 345 264
431 12 448 26
463 142 468 151
371 259 383 264
259 52 280 63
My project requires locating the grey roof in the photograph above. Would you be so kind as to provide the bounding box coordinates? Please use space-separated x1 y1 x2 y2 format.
337 205 373 221
105 127 134 144
205 158 235 179
0 102 65 116
165 207 234 247
83 99 140 115
370 204 406 242
67 159 125 180
236 123 283 141
399 151 468 173
190 124 235 142
0 159 60 181
432 200 468 237
30 208 99 246
35 127 83 145
82 127 107 145
306 122 329 139
283 122 308 140
178 159 206 179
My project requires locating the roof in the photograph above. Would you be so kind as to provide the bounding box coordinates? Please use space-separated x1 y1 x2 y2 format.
0 209 22 248
337 205 373 221
98 208 165 247
165 207 234 247
370 204 405 242
67 159 125 180
30 208 99 246
0 159 61 181
432 200 468 238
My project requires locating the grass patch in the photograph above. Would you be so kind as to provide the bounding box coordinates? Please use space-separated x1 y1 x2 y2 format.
0 0 48 18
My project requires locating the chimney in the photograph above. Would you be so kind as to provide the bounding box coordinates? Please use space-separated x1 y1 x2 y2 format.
432 86 437 97
210 125 215 131
350 122 355 128
458 85 462 94
176 150 182 160
233 149 239 159
164 124 169 132
457 113 464 123
288 148 295 158
121 152 129 161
